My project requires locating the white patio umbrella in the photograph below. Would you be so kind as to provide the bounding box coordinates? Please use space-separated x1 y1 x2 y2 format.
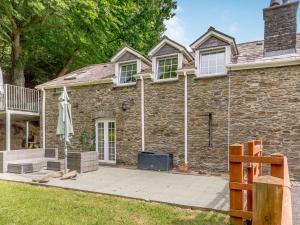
56 86 74 174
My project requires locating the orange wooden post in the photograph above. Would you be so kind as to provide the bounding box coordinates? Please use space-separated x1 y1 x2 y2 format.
230 144 244 225
270 154 293 225
253 176 286 225
247 141 254 213
247 139 263 216
271 153 285 179
254 140 263 176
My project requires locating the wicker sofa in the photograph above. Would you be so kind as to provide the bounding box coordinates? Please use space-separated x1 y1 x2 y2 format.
0 148 58 173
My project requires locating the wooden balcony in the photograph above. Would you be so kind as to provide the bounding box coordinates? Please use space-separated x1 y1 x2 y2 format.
0 84 40 114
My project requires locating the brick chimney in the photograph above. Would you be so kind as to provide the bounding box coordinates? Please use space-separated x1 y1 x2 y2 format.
263 0 299 57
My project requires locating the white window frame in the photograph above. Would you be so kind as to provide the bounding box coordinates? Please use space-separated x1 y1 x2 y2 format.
196 46 231 77
153 53 182 81
115 59 141 85
95 119 116 164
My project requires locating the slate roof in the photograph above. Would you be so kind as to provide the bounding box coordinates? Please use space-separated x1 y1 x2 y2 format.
38 34 300 88
37 63 115 88
235 33 300 64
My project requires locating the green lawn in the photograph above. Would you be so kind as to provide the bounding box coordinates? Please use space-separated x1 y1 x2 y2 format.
0 181 229 225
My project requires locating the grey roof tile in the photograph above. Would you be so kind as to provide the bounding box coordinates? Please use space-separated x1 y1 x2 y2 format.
39 34 300 87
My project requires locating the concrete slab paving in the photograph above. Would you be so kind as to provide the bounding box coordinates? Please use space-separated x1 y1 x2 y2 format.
292 182 300 225
0 166 298 223
0 166 229 212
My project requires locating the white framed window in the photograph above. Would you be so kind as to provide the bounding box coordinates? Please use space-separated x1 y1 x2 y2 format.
156 56 178 80
119 62 137 84
200 50 226 75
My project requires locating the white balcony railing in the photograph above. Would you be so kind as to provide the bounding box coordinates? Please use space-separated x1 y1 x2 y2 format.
0 84 40 113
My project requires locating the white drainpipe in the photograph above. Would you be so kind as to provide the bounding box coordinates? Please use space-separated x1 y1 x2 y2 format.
42 88 46 149
227 73 231 170
184 72 188 165
141 76 145 152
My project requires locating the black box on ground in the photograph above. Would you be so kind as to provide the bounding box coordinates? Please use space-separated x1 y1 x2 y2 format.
137 152 173 171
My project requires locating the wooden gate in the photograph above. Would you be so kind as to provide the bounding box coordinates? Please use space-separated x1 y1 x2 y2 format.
229 140 290 225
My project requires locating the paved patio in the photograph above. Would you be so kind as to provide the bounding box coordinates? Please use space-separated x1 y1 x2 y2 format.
0 166 298 223
0 166 229 212
292 182 300 225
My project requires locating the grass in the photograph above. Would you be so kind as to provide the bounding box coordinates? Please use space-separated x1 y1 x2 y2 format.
0 181 229 225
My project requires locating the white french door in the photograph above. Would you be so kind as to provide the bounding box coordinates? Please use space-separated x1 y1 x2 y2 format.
96 120 116 163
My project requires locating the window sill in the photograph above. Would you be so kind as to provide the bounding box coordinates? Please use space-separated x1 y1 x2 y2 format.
151 78 179 84
113 83 136 88
194 73 228 79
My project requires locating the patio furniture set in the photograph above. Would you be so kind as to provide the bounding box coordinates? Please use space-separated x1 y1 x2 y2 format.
0 149 99 174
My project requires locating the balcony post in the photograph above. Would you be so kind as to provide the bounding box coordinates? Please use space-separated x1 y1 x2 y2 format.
42 88 46 149
25 121 29 149
4 84 7 110
5 111 10 151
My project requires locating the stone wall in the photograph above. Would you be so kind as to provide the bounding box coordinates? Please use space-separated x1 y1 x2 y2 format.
0 121 39 150
230 65 300 180
45 83 142 165
143 77 185 165
44 76 230 172
44 65 300 179
188 76 229 172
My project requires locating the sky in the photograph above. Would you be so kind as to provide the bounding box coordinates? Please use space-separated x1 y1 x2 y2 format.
164 0 300 48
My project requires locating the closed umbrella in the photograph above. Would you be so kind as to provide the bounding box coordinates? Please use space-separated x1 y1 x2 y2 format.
56 86 74 174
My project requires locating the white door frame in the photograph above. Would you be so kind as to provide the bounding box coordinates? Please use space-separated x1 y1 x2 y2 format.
95 119 116 164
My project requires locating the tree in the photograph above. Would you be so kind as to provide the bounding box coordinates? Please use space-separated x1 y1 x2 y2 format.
0 0 176 87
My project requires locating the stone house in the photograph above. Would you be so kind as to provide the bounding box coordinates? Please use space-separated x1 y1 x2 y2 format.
37 0 300 180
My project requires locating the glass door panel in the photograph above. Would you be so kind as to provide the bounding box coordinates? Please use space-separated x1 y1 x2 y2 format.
96 120 116 163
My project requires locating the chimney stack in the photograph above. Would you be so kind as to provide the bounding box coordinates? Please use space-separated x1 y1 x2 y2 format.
270 0 281 7
263 0 299 57
283 0 291 4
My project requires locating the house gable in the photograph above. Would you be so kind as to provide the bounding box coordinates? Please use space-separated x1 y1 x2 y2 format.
118 51 138 62
190 27 238 55
111 46 151 65
153 43 180 57
197 36 229 50
148 36 193 62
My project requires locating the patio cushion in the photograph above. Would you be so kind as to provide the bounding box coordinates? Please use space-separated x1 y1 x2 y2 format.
45 148 58 158
7 160 45 174
47 160 64 171
7 163 34 174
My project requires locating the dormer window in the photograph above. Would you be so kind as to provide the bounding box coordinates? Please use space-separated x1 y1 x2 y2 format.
111 46 152 85
119 61 137 84
157 56 178 80
148 36 194 81
190 27 238 77
199 50 226 75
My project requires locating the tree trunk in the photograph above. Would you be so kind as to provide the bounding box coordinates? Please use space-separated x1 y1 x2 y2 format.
57 58 72 77
11 28 25 87
57 48 80 77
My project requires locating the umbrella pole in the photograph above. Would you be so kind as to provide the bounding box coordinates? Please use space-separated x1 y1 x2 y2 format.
64 89 68 174
64 143 67 174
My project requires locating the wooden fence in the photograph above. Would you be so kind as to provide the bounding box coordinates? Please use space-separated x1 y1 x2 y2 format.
229 140 290 225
